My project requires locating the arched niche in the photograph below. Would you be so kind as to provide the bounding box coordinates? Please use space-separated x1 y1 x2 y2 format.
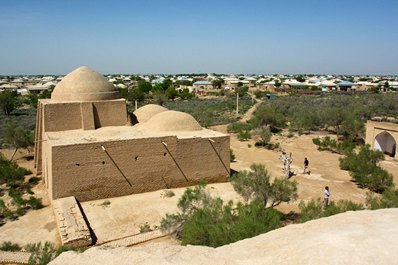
374 131 396 157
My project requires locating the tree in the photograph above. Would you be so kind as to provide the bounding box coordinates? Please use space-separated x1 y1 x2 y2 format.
236 85 248 98
339 144 393 193
296 75 306 82
126 87 145 102
2 121 34 160
161 79 173 91
138 80 152 93
165 86 178 100
253 125 272 145
0 91 20 116
231 164 298 207
212 79 224 89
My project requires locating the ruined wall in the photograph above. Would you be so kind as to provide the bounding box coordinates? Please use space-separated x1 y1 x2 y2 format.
48 135 230 201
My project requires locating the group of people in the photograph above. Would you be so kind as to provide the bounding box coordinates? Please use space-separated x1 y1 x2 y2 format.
280 152 331 209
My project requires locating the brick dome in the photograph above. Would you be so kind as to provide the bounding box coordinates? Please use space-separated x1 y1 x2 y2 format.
51 66 120 101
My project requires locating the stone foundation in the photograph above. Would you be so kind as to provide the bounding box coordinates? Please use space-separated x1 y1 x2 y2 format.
52 197 92 247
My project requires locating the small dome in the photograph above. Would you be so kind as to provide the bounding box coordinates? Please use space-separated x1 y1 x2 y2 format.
133 104 168 123
51 66 120 101
144 110 202 131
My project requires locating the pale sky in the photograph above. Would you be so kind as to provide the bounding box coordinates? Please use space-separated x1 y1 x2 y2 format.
1 0 397 75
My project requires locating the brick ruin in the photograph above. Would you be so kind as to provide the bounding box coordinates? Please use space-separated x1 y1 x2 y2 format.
34 66 230 203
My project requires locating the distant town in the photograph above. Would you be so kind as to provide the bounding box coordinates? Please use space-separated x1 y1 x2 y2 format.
1 73 397 97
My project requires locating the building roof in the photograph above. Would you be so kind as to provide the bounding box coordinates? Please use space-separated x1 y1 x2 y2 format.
133 104 168 123
193 81 212 85
144 110 202 131
51 66 120 102
338 81 354 86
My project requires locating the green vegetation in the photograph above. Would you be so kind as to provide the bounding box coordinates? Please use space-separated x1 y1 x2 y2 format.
26 242 86 265
366 187 398 209
339 145 393 193
231 164 298 207
297 198 364 223
251 93 398 140
1 121 34 160
0 241 22 251
164 97 254 127
160 183 283 247
312 136 355 155
139 222 154 233
0 154 42 223
230 149 236 162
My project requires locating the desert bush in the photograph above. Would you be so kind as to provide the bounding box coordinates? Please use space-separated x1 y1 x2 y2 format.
230 149 236 162
366 188 398 210
0 199 13 220
160 183 283 247
231 164 298 207
26 242 85 265
0 241 22 251
312 136 355 155
339 145 393 193
227 122 252 134
252 126 272 145
161 190 175 198
180 201 282 247
0 154 30 186
297 198 364 223
26 196 43 210
139 222 153 233
237 130 251 141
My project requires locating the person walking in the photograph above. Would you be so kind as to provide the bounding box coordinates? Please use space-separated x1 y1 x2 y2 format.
303 157 309 174
323 186 330 209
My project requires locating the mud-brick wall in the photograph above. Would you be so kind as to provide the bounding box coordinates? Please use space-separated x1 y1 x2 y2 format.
366 121 398 147
49 135 230 201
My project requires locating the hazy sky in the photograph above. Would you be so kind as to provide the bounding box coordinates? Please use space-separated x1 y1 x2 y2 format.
1 0 397 75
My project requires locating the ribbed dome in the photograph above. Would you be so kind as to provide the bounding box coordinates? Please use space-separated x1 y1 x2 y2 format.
51 66 120 101
144 110 202 131
133 104 168 123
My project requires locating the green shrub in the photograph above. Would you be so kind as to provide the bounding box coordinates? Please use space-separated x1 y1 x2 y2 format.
161 190 176 198
312 136 355 155
230 149 236 162
26 196 43 210
180 201 282 247
160 183 284 247
0 154 30 186
26 242 85 265
227 122 252 133
339 145 393 193
298 198 364 223
139 222 153 233
237 130 251 141
0 241 22 251
366 188 398 209
231 164 298 207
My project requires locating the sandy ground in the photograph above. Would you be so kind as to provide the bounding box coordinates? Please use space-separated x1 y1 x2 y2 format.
1 114 398 246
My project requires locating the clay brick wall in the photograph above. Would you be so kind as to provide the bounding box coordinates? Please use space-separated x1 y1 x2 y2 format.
48 135 230 201
92 100 128 128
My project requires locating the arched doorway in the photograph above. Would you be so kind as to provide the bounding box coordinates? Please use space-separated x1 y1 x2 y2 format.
374 131 396 157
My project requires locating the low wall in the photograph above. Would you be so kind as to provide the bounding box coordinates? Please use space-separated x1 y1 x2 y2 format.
52 197 92 247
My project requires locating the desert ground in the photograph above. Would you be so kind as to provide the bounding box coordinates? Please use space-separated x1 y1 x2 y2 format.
1 101 398 247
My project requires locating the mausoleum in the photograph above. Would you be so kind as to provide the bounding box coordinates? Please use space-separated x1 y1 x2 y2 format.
34 66 230 202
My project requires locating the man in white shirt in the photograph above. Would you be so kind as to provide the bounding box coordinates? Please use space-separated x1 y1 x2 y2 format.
323 186 330 209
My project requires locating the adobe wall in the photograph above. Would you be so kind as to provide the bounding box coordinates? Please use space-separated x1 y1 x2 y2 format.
34 99 128 175
366 121 398 157
48 135 230 201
